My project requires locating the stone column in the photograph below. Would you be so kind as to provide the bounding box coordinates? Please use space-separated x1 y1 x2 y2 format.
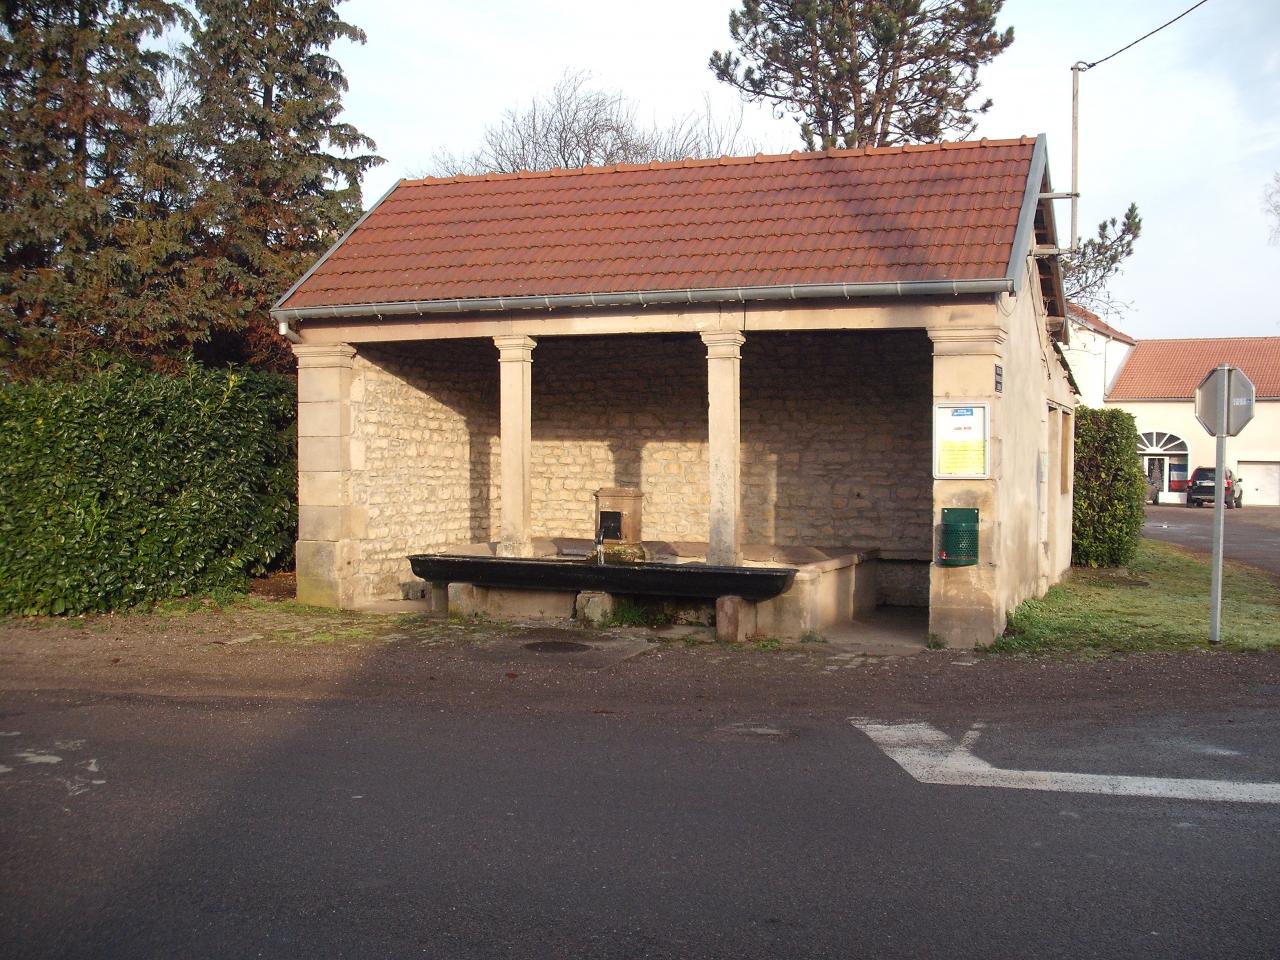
494 335 536 557
701 331 745 566
294 343 364 608
926 326 1005 648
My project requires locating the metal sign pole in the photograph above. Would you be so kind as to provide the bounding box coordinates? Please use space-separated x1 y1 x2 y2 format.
1195 363 1254 647
1209 365 1229 645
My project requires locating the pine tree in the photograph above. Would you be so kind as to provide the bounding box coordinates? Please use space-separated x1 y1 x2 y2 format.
710 0 1014 150
0 0 185 376
1062 203 1143 317
184 0 382 371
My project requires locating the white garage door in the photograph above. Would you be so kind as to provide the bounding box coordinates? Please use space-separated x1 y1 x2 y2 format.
1240 461 1280 506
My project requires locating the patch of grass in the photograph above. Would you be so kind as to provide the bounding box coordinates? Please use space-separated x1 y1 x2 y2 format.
607 597 672 628
263 620 389 646
992 539 1280 656
753 636 783 651
144 586 246 617
237 596 344 618
799 630 826 644
925 634 947 650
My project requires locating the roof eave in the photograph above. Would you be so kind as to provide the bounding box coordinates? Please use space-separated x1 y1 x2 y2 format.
270 277 1013 325
272 179 404 314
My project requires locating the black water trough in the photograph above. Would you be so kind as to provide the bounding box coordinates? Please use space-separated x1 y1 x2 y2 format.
407 554 796 601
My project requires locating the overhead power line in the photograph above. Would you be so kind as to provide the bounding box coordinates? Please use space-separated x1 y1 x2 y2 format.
1081 0 1213 71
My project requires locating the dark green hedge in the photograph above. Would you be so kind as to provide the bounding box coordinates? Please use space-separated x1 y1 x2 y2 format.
0 366 296 615
1072 406 1146 568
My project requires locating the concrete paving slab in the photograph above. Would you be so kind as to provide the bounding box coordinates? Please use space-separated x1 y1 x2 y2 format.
823 606 930 656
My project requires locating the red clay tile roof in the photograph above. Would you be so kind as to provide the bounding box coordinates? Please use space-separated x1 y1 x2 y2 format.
1107 338 1280 401
1067 302 1136 346
277 138 1040 312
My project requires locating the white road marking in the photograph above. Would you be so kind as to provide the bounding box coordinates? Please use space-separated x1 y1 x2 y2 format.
15 751 62 765
851 719 1280 805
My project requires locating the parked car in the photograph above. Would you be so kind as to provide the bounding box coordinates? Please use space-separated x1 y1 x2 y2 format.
1185 467 1244 508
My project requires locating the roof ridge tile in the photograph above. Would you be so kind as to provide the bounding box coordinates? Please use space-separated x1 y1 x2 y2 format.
396 136 1038 188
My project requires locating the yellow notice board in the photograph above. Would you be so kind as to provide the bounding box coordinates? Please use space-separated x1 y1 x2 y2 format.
934 403 990 479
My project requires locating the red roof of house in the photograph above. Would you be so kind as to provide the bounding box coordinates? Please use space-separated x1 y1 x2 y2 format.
1107 338 1280 400
277 138 1041 313
1067 302 1136 346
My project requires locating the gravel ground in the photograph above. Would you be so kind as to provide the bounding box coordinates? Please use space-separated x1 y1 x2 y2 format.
3 595 1278 726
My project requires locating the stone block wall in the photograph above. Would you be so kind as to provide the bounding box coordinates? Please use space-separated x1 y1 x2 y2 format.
742 330 933 556
349 341 499 600
528 330 933 554
344 329 933 601
529 336 708 540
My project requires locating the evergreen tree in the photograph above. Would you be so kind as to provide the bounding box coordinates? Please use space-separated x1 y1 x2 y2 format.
1062 203 1143 317
0 0 185 376
184 0 382 371
710 0 1013 150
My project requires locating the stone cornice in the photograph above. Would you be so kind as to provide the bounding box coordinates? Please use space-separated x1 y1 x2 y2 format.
292 343 356 368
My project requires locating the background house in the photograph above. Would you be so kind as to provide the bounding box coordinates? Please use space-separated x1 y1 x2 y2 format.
1104 338 1280 505
1059 303 1135 407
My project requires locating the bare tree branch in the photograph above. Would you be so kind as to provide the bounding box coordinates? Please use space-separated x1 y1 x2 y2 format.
422 72 757 177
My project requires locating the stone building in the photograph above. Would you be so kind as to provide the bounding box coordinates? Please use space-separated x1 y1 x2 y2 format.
273 137 1077 647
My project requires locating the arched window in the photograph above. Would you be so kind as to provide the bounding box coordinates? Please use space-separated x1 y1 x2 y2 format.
1138 432 1188 454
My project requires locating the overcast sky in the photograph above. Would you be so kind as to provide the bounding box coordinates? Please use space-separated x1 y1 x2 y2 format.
333 0 1279 340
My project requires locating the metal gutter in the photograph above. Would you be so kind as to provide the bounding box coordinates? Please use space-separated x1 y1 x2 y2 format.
1005 133 1049 297
274 179 403 339
271 277 1012 324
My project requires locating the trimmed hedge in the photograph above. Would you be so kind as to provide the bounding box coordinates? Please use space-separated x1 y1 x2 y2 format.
0 366 296 616
1072 406 1146 568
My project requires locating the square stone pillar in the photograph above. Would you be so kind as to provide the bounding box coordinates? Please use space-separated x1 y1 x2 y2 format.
494 335 536 558
926 326 1005 648
701 332 744 566
293 343 363 608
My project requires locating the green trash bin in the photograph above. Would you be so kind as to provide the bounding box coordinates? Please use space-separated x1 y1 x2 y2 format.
938 508 979 567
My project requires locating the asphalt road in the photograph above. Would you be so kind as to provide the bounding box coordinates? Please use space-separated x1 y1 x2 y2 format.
1144 504 1280 575
3 633 1278 959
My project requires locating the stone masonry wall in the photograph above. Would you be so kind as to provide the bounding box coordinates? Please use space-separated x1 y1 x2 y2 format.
350 341 499 600
529 335 708 541
529 331 933 555
348 330 933 602
742 330 933 555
